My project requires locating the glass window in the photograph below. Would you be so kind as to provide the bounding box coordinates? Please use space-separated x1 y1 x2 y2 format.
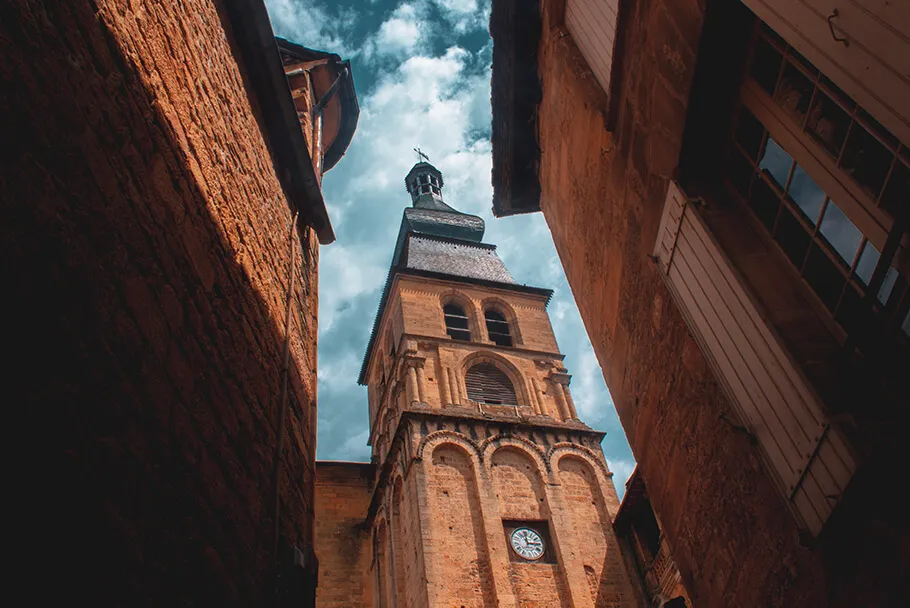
775 208 811 266
841 122 893 199
902 310 910 337
735 108 764 160
819 202 863 265
759 137 793 189
807 91 852 157
787 165 825 224
728 105 908 339
775 61 814 124
854 242 899 305
748 25 904 222
750 35 782 95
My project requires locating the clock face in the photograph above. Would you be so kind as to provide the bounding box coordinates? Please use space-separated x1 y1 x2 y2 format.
510 527 545 560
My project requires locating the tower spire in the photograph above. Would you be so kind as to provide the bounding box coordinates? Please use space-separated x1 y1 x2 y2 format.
404 153 446 207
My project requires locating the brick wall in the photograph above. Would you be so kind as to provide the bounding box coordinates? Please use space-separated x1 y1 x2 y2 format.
3 1 320 604
531 0 907 605
314 463 373 607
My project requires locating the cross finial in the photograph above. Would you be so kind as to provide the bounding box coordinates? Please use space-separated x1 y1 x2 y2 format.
413 147 430 163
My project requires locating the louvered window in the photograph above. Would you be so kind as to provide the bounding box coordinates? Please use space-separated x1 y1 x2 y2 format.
443 304 471 341
485 310 512 347
465 363 517 405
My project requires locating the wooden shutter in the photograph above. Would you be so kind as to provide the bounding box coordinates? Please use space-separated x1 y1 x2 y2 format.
741 0 910 146
653 181 856 535
465 363 518 405
565 0 621 99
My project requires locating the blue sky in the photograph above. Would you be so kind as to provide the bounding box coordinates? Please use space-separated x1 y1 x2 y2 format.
265 0 636 494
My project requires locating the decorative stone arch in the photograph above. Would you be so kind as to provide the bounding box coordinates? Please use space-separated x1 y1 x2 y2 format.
439 289 481 342
416 429 482 463
548 443 614 492
480 434 550 477
459 350 530 408
480 295 524 346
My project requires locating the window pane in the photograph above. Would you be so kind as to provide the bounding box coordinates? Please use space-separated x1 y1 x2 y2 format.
751 35 783 95
807 91 852 157
787 164 825 224
735 108 765 160
804 244 846 310
903 310 910 337
854 242 899 305
775 62 814 124
841 122 894 200
880 159 908 219
729 150 755 198
751 177 782 230
819 201 863 265
759 137 793 189
775 208 811 267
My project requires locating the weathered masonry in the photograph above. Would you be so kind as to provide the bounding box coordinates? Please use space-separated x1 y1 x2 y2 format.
491 0 909 606
2 1 357 605
314 161 646 607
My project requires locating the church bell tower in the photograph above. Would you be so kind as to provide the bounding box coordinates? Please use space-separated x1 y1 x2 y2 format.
358 159 640 607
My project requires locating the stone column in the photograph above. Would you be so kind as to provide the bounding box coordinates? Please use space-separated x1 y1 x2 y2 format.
407 366 419 405
533 378 549 417
448 367 462 405
551 379 571 421
439 366 452 405
563 382 579 420
525 378 543 416
415 364 427 403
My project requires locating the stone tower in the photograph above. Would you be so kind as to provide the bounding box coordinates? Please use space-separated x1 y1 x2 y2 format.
353 160 641 608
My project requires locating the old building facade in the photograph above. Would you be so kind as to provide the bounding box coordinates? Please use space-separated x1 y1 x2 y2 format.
491 0 909 606
314 161 645 607
3 1 357 605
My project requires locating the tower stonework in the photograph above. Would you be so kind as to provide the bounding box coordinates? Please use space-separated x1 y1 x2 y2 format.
314 162 643 607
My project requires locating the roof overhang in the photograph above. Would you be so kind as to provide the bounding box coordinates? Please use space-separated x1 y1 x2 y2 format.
489 0 543 217
220 0 336 243
276 38 360 172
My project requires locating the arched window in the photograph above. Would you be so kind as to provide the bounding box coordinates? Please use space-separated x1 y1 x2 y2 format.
443 304 471 341
465 362 518 405
484 309 512 347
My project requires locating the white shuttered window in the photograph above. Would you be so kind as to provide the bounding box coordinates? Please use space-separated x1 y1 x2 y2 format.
653 181 856 536
565 0 621 98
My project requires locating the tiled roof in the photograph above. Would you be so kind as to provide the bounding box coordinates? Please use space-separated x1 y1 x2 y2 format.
405 235 516 284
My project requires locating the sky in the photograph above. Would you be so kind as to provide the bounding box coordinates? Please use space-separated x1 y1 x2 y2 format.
265 0 637 495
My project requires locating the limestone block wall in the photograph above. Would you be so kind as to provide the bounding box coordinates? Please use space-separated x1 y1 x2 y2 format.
3 1 322 604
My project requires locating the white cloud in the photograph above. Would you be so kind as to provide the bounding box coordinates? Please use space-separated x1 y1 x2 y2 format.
430 0 491 33
366 3 426 60
265 0 357 56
